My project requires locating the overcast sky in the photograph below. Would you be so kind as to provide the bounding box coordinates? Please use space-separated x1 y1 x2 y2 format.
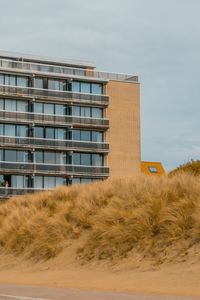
0 0 199 170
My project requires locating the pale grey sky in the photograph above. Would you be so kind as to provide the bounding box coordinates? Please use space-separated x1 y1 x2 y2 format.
0 0 199 170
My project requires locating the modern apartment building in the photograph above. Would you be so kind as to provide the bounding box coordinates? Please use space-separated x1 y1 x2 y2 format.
0 51 140 196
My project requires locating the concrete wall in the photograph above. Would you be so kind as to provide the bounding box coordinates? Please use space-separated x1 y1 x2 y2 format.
106 80 141 177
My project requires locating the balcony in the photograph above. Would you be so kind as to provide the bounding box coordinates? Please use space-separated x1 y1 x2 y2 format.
0 161 109 177
0 85 109 106
0 57 139 83
0 187 48 198
0 110 109 129
0 136 109 153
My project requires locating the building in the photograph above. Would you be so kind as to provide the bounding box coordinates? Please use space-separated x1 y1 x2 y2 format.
0 51 141 196
141 161 165 176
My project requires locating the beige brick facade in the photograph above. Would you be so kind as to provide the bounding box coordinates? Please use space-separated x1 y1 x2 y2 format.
106 80 141 177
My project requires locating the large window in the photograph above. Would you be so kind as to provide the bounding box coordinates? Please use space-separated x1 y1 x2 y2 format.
72 106 103 118
34 102 66 116
0 99 28 112
72 81 103 95
34 127 68 140
0 74 29 87
72 129 103 142
73 153 103 166
35 151 69 165
48 79 65 91
0 124 28 137
34 176 66 189
3 149 28 163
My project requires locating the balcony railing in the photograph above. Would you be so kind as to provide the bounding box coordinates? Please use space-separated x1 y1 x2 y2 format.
0 136 109 152
0 58 139 83
0 110 109 129
0 187 48 198
0 161 109 177
0 85 109 106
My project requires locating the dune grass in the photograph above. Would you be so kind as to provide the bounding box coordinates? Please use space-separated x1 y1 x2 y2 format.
0 173 200 264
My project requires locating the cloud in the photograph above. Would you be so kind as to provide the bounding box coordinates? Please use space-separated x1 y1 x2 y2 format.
0 0 199 170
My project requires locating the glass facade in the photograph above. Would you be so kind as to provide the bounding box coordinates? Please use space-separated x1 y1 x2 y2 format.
0 74 28 87
0 64 108 195
72 81 103 95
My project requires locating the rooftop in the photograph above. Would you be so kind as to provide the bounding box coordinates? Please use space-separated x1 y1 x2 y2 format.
0 50 139 83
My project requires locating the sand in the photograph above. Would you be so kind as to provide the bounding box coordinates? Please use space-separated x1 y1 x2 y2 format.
0 249 199 298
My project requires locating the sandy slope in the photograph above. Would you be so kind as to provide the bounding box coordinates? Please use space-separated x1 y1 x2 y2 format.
0 248 199 298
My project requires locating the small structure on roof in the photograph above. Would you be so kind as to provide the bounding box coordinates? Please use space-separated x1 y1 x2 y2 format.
141 161 165 176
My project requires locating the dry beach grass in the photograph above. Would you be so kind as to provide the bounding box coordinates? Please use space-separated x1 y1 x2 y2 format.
0 173 200 265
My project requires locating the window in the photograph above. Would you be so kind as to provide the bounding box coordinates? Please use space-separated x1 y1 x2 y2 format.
5 124 15 136
55 104 65 115
72 130 80 140
92 108 103 118
34 176 43 189
35 127 44 138
46 127 54 139
35 102 43 113
17 76 28 87
92 154 103 166
17 100 28 112
73 153 81 165
92 131 103 142
0 99 4 110
80 82 90 94
16 125 28 137
72 178 81 185
5 99 16 111
44 152 55 164
35 151 43 164
34 78 43 89
91 83 102 95
81 130 91 141
72 81 80 93
44 176 55 189
80 107 90 118
0 74 3 85
0 124 3 135
48 80 65 91
149 166 158 173
81 153 91 165
72 106 80 116
12 176 28 188
81 178 93 184
44 103 54 115
4 150 16 162
17 151 28 163
55 128 65 140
